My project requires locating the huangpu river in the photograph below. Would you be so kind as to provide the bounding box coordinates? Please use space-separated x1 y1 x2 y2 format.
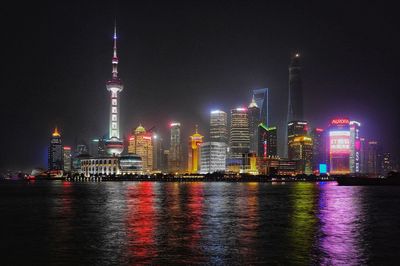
0 181 399 265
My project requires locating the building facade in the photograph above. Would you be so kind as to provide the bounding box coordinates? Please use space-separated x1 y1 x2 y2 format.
329 118 351 175
200 142 227 174
128 125 153 172
349 121 361 173
188 127 204 173
63 146 72 172
168 122 183 173
48 127 63 171
210 110 228 144
248 97 261 153
252 88 269 126
229 108 250 158
287 121 308 159
310 128 326 173
288 136 313 174
258 124 278 158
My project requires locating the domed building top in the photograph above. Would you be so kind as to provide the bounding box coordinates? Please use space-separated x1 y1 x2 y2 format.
134 124 146 134
52 127 61 137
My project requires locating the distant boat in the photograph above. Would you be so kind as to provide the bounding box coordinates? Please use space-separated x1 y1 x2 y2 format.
337 172 400 186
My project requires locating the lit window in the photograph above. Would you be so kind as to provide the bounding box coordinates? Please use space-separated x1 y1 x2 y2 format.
112 107 117 113
112 99 117 105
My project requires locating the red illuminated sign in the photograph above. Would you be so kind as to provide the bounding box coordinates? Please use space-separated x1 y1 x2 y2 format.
331 118 350 125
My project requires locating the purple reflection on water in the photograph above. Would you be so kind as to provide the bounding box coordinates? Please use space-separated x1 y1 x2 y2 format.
318 182 368 265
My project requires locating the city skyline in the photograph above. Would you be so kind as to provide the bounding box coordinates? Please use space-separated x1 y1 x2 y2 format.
2 1 399 170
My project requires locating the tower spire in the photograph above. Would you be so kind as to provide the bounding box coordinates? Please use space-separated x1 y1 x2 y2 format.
112 20 119 79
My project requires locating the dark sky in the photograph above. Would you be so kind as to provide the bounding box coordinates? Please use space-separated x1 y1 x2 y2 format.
1 1 399 170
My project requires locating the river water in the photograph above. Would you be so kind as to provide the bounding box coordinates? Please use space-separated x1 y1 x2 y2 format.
0 181 399 265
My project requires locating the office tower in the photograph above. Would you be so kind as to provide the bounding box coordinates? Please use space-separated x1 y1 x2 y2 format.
229 108 250 159
48 127 63 171
152 134 164 172
288 136 313 174
188 126 204 173
200 142 227 174
285 53 303 157
287 121 308 159
310 128 326 172
367 141 381 176
128 125 153 172
168 122 182 173
349 121 361 173
258 124 278 158
210 110 228 143
359 137 367 173
252 88 269 126
382 153 393 175
63 146 72 172
328 118 351 174
248 96 261 153
105 24 124 156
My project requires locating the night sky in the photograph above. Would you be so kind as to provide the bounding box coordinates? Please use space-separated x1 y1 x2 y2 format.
2 1 399 170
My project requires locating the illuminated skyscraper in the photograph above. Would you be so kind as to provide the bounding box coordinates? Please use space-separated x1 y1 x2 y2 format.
48 127 63 171
168 122 183 173
128 125 153 172
252 88 269 126
285 53 303 157
310 128 326 172
360 137 367 173
367 141 381 176
257 124 277 158
200 142 227 174
63 146 72 172
105 24 124 156
188 126 204 173
349 121 361 173
288 136 313 174
210 110 228 144
248 96 261 153
229 108 250 158
382 152 394 175
287 121 308 159
152 134 165 172
329 118 351 175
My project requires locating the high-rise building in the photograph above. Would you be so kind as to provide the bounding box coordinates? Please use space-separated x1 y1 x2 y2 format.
382 152 394 175
128 125 153 172
152 134 165 172
105 24 124 156
188 126 204 173
200 142 227 174
252 88 269 126
285 53 303 157
257 124 278 158
168 122 182 173
48 127 63 171
63 146 72 172
248 96 261 153
210 110 228 144
349 121 361 173
287 121 308 159
360 137 367 173
310 128 326 173
288 136 313 174
229 108 250 158
328 118 351 175
367 141 381 176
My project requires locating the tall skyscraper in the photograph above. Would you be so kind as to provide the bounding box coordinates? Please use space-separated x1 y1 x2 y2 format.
287 53 304 123
382 152 393 175
128 125 153 172
328 118 351 175
252 88 269 126
248 96 261 153
349 121 361 173
285 53 304 157
200 142 227 174
229 108 250 159
210 110 228 143
48 127 63 171
188 126 204 173
168 122 182 173
105 24 124 156
359 137 367 174
63 146 72 172
287 121 308 159
367 141 381 176
152 134 165 172
310 128 326 172
258 124 278 158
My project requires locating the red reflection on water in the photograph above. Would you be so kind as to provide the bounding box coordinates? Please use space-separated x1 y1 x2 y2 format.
187 183 204 246
126 182 157 262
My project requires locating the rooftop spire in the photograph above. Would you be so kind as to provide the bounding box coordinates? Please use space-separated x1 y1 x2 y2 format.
248 95 258 108
112 20 119 79
52 126 60 137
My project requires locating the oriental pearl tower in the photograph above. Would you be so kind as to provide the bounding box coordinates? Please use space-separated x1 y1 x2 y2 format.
105 23 124 156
